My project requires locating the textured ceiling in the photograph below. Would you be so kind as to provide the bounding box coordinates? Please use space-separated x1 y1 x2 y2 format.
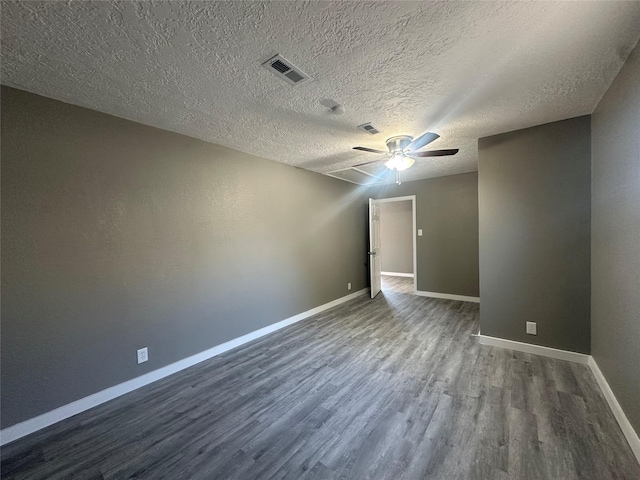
2 1 640 183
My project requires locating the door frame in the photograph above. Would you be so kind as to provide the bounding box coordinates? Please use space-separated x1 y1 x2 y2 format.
375 195 417 293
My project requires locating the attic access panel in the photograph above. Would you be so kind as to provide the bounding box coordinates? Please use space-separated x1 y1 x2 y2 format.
325 167 384 186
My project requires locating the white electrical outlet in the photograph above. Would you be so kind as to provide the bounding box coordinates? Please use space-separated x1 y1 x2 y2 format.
526 322 537 335
137 347 148 364
347 283 352 290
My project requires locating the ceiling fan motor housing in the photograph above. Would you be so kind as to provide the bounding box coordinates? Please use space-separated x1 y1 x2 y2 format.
386 135 413 153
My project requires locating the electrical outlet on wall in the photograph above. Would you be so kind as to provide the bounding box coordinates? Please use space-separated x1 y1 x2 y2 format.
526 322 537 335
137 347 148 364
347 283 352 290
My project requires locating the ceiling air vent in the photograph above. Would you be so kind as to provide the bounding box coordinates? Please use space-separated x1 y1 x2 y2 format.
358 123 380 135
262 54 310 86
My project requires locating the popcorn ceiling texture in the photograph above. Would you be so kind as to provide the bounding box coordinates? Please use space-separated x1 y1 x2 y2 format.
2 1 640 182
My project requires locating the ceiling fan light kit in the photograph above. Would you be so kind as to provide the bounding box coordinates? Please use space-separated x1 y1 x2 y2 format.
383 135 415 171
385 153 414 171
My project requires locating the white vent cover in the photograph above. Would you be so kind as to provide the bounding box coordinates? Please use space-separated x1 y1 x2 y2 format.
262 54 310 86
358 123 380 135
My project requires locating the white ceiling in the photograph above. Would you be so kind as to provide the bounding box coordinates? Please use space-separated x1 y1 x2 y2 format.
2 1 640 183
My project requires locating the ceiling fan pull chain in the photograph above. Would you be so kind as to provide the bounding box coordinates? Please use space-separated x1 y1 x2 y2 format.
396 170 402 185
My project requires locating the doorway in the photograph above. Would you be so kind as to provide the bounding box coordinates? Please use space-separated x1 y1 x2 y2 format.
370 196 417 295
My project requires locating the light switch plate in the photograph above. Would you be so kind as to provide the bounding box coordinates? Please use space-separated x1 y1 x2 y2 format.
418 229 423 236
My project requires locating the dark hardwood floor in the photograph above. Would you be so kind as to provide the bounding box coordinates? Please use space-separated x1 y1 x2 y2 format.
2 276 639 479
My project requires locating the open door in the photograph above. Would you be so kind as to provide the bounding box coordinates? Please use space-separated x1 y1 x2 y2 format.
369 198 382 298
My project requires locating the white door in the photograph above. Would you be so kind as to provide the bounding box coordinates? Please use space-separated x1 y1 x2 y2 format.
369 198 382 298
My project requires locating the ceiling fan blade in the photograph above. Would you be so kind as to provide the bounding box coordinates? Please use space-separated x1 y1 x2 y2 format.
353 146 388 154
409 149 459 158
407 132 440 151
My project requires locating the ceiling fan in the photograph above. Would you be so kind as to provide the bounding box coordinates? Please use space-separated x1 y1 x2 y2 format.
353 132 459 184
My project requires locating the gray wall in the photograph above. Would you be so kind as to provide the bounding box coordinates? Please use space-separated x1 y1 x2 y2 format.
591 44 640 432
370 172 479 297
478 116 591 353
379 201 413 274
0 86 368 428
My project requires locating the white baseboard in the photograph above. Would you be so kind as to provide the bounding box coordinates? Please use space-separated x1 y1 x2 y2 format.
0 288 369 446
381 272 414 278
477 335 639 463
478 335 590 364
415 290 480 303
588 356 640 463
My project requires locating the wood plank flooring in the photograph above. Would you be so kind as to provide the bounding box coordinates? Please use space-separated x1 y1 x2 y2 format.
2 276 639 479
